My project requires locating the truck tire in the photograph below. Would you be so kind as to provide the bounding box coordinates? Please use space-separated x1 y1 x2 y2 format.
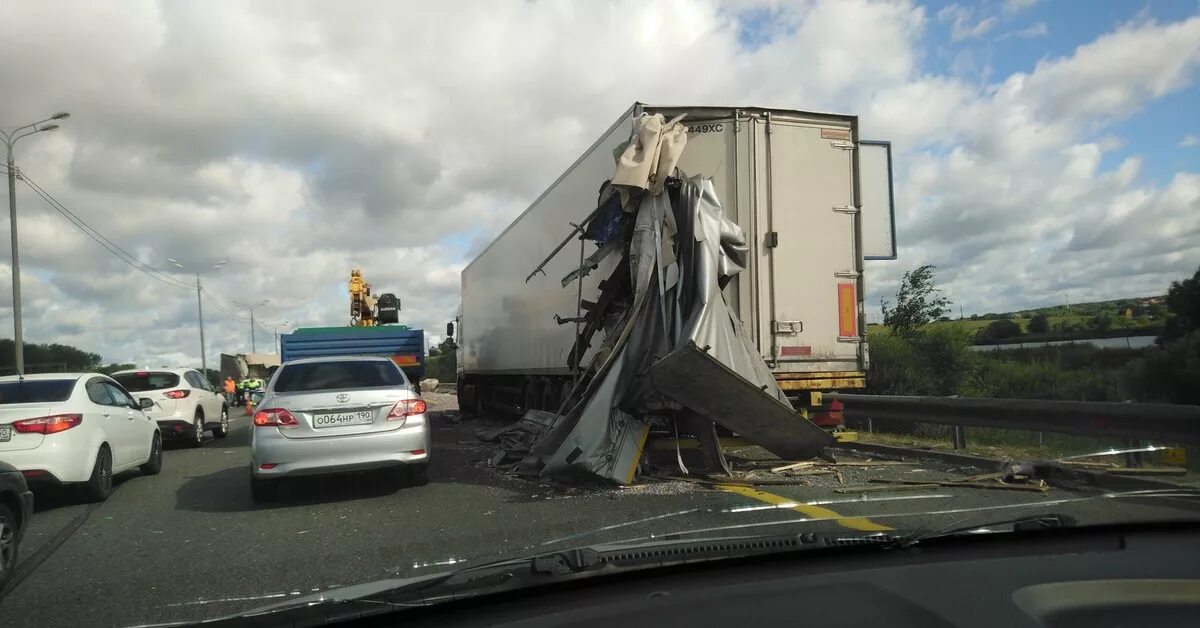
470 386 484 420
457 384 476 416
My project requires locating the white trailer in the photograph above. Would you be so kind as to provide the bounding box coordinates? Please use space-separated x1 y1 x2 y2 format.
455 104 895 412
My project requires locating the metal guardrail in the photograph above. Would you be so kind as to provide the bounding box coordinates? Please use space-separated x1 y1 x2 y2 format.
827 394 1200 446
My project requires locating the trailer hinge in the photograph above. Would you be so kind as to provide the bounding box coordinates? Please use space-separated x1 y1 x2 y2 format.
834 270 861 278
733 109 742 133
765 231 779 248
765 112 773 135
773 320 803 335
832 205 858 214
830 141 854 150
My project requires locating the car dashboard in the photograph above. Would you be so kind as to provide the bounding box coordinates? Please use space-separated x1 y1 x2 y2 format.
345 523 1200 628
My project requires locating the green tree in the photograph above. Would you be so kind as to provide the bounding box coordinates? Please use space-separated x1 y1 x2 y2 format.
977 318 1022 341
880 265 952 338
96 363 137 375
1089 312 1113 332
1160 265 1200 343
1028 313 1050 334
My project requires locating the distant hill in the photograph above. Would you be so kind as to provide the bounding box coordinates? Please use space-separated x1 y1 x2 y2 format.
867 294 1167 343
969 295 1167 321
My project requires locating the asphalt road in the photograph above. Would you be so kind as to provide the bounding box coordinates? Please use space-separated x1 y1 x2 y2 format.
2 394 1197 627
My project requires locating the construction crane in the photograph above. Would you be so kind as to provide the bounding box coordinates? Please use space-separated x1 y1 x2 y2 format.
349 269 401 327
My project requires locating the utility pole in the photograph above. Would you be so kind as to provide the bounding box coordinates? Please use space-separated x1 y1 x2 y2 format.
234 300 269 353
196 274 206 376
2 112 70 375
169 259 226 376
265 321 290 355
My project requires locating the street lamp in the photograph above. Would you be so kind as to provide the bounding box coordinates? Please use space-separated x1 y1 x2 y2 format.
2 111 70 376
233 299 269 353
264 320 290 355
167 258 227 377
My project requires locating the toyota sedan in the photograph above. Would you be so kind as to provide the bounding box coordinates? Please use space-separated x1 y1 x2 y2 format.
249 356 430 502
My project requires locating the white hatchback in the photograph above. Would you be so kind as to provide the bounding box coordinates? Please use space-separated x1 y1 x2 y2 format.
111 368 230 447
0 374 163 502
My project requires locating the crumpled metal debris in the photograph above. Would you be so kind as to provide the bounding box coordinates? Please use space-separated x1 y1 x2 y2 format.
497 122 831 485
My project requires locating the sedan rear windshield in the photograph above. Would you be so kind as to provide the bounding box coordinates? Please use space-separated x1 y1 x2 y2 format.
112 372 180 392
273 360 406 393
0 379 77 404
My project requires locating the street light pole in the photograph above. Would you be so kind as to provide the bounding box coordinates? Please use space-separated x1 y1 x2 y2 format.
2 112 70 376
265 321 290 355
233 300 269 353
169 259 226 377
196 273 206 376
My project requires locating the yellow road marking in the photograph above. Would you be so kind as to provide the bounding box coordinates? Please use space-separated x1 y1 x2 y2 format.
716 483 893 532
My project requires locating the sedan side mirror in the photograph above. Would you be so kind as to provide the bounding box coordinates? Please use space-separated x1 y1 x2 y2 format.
138 397 154 410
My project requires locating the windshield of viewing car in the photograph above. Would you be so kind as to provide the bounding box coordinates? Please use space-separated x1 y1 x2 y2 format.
0 379 77 404
111 372 180 392
273 361 407 392
2 2 1199 628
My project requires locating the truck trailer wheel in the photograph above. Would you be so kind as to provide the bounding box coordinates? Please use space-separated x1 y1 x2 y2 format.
458 384 476 416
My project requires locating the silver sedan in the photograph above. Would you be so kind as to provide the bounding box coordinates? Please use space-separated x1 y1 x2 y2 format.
249 356 430 502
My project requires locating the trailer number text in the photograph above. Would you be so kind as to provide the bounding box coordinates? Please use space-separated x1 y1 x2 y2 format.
687 123 724 134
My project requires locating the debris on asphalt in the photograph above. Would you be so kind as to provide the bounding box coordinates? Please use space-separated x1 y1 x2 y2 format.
1106 467 1187 476
835 484 939 494
872 478 1049 493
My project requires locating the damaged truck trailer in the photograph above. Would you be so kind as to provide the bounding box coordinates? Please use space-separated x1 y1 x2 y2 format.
454 104 896 481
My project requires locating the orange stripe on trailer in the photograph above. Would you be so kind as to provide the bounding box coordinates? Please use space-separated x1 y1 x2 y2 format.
391 355 419 366
837 282 857 337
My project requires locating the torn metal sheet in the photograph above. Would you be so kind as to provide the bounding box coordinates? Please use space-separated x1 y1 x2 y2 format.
651 342 836 461
508 132 834 484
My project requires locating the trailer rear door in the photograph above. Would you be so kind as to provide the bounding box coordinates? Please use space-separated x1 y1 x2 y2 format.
760 116 863 373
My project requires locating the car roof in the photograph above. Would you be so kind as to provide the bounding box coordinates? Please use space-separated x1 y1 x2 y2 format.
111 368 194 376
0 373 91 383
281 355 396 366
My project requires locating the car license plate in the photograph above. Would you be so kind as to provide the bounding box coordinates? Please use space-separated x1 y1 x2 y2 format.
311 410 374 428
0 426 11 442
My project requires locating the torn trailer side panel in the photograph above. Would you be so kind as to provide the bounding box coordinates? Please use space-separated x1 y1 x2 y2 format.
457 104 892 403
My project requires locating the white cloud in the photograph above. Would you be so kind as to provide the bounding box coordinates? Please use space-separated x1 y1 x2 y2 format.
0 1 1197 368
1003 0 1040 16
1182 134 1200 147
998 21 1049 40
937 4 998 41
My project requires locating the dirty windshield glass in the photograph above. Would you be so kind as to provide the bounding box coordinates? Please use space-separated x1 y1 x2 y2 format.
1 2 1198 627
0 380 77 404
111 372 180 392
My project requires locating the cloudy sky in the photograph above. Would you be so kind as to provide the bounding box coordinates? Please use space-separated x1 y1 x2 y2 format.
1 0 1198 368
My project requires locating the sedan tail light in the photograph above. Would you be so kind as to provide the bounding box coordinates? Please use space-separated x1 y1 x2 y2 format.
162 390 190 399
387 399 427 421
253 408 298 427
12 414 83 434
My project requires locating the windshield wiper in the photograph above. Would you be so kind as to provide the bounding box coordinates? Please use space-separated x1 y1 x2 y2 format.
887 513 1077 549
